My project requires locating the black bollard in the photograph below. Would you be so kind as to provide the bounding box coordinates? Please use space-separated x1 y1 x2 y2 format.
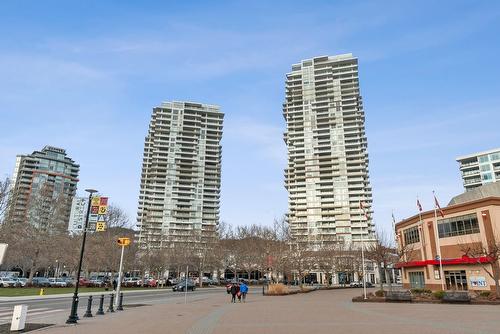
107 293 115 312
117 293 124 311
96 294 105 315
83 296 93 317
262 284 265 295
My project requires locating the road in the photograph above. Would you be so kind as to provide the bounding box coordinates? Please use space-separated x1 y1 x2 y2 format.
0 287 226 326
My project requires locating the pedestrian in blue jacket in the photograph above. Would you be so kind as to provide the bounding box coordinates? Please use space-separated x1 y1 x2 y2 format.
240 282 249 303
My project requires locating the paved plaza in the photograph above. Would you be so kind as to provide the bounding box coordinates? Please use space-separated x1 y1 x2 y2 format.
37 288 500 334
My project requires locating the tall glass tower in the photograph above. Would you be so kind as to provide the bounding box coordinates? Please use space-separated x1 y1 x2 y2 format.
283 54 375 248
137 101 223 249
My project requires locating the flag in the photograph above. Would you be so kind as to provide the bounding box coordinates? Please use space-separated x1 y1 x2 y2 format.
417 199 423 212
433 193 445 218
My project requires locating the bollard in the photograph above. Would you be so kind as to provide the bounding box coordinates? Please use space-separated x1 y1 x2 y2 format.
262 284 265 295
83 296 93 318
96 295 105 315
117 293 124 311
107 293 115 313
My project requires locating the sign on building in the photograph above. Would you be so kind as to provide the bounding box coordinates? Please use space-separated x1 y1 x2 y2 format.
470 276 487 287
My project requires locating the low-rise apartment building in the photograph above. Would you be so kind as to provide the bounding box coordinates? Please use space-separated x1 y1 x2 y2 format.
395 197 500 291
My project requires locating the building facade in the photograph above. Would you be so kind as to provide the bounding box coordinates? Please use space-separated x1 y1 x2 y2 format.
8 146 79 228
137 101 223 249
395 197 500 292
457 148 500 191
67 196 88 234
283 54 375 248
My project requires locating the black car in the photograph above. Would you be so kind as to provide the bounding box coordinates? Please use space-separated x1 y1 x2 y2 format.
172 279 196 292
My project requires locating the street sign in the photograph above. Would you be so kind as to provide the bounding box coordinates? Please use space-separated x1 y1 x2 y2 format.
117 238 131 246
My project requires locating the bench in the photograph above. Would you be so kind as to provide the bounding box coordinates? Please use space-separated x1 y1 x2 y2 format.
442 291 470 303
385 290 412 302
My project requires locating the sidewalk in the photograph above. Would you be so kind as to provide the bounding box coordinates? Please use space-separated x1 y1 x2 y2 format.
33 288 500 334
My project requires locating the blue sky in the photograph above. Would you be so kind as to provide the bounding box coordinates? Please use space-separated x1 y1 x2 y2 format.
1 1 500 235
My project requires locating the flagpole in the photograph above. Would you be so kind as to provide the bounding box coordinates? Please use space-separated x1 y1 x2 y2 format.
433 191 445 291
417 196 424 246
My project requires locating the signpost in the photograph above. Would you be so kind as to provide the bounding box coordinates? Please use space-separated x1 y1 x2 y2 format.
115 237 131 306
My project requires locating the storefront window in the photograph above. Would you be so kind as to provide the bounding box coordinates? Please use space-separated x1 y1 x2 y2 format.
445 270 468 290
409 271 425 289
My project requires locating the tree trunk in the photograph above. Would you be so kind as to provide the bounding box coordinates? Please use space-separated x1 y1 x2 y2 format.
494 265 500 299
378 264 384 291
385 266 392 291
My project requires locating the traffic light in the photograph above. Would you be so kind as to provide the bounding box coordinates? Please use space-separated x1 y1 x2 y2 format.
117 238 131 246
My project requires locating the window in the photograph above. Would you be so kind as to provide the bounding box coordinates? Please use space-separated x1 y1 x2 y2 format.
403 226 420 244
482 173 492 181
445 270 468 290
479 155 489 163
480 164 491 172
438 213 480 238
409 272 425 289
490 153 500 161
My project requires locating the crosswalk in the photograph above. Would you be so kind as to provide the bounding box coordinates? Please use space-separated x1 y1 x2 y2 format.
0 306 65 324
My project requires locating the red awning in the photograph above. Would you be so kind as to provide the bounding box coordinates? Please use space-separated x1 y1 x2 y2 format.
395 255 492 268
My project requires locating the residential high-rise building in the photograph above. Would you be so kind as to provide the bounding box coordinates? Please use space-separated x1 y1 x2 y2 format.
8 146 79 228
456 148 500 191
68 196 88 234
137 101 223 249
283 54 375 248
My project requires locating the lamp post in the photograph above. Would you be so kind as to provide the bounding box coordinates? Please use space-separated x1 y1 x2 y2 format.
66 188 97 324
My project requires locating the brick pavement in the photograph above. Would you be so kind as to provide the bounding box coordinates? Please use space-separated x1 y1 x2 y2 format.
36 289 500 334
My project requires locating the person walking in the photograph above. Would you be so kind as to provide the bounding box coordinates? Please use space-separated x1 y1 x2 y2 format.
230 283 238 303
112 279 118 291
240 281 248 303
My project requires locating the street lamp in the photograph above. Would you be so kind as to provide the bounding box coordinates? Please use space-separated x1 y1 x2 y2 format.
66 188 97 324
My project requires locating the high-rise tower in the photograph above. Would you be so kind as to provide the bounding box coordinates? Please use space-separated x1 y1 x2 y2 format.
137 101 223 249
283 54 374 248
8 146 79 228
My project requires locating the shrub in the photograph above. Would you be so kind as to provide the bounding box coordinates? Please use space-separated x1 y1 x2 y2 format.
375 289 385 297
479 291 491 298
432 290 445 299
411 288 432 294
267 283 289 295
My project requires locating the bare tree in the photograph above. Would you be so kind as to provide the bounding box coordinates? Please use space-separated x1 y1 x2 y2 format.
0 177 10 225
107 204 131 228
367 232 398 291
461 236 500 298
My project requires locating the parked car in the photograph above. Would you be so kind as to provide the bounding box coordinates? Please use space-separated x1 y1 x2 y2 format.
13 278 27 287
61 277 75 287
0 277 17 287
78 277 91 287
89 277 105 287
32 277 51 287
167 278 179 286
123 277 142 287
172 279 196 292
349 281 374 288
48 278 68 287
143 278 158 287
